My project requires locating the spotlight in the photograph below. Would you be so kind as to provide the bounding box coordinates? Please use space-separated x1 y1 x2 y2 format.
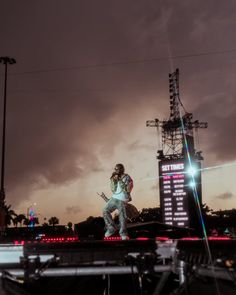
187 166 197 177
189 180 196 188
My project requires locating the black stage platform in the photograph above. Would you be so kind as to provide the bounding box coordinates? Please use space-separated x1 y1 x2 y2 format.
0 237 235 294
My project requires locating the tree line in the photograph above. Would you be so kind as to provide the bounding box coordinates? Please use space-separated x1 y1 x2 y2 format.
4 204 60 228
4 202 236 233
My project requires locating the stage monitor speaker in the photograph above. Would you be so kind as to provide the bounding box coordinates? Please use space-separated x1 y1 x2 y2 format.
75 221 104 241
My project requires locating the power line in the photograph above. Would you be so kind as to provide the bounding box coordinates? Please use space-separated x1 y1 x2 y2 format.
9 48 236 76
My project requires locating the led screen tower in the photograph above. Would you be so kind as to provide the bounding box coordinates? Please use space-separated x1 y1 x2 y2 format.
159 159 202 227
147 69 207 229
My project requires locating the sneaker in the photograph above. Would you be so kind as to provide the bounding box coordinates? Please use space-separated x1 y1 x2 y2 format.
121 235 129 240
104 227 117 238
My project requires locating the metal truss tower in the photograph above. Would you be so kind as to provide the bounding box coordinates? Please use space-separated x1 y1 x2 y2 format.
146 68 207 161
147 69 208 229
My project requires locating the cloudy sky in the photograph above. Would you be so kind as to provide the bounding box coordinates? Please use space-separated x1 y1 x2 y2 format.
0 0 236 224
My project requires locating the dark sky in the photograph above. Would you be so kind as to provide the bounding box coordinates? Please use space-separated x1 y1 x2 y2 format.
0 1 236 222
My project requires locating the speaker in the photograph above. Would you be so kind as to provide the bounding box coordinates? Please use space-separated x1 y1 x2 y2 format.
75 221 104 241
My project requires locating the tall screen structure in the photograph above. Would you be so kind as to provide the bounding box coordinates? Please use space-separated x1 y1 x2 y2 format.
159 159 202 228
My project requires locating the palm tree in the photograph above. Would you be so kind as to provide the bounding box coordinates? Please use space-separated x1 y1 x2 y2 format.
34 217 39 226
42 217 49 227
48 216 59 227
23 217 30 227
12 216 19 227
16 214 26 227
4 204 17 227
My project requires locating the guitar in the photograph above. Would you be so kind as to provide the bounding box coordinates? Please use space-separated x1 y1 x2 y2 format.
97 192 139 220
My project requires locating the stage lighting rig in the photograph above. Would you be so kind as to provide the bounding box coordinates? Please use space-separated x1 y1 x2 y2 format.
146 69 207 230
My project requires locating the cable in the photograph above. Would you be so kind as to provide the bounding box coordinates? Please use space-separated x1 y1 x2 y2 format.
7 48 236 76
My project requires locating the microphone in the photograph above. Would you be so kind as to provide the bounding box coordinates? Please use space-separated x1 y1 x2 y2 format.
111 172 119 180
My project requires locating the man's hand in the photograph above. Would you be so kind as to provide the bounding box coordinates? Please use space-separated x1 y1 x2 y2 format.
111 172 119 180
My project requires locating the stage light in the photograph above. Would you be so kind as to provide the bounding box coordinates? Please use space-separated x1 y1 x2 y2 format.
189 180 196 188
186 165 197 177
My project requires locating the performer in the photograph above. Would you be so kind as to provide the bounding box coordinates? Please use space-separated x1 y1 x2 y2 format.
103 163 133 240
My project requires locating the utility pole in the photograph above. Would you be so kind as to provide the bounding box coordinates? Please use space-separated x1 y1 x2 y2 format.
0 56 16 231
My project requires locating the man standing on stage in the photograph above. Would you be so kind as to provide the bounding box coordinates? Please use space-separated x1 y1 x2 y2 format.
103 163 133 240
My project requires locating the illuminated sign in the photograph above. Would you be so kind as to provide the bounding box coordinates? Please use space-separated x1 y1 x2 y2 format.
28 207 36 228
159 159 202 228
